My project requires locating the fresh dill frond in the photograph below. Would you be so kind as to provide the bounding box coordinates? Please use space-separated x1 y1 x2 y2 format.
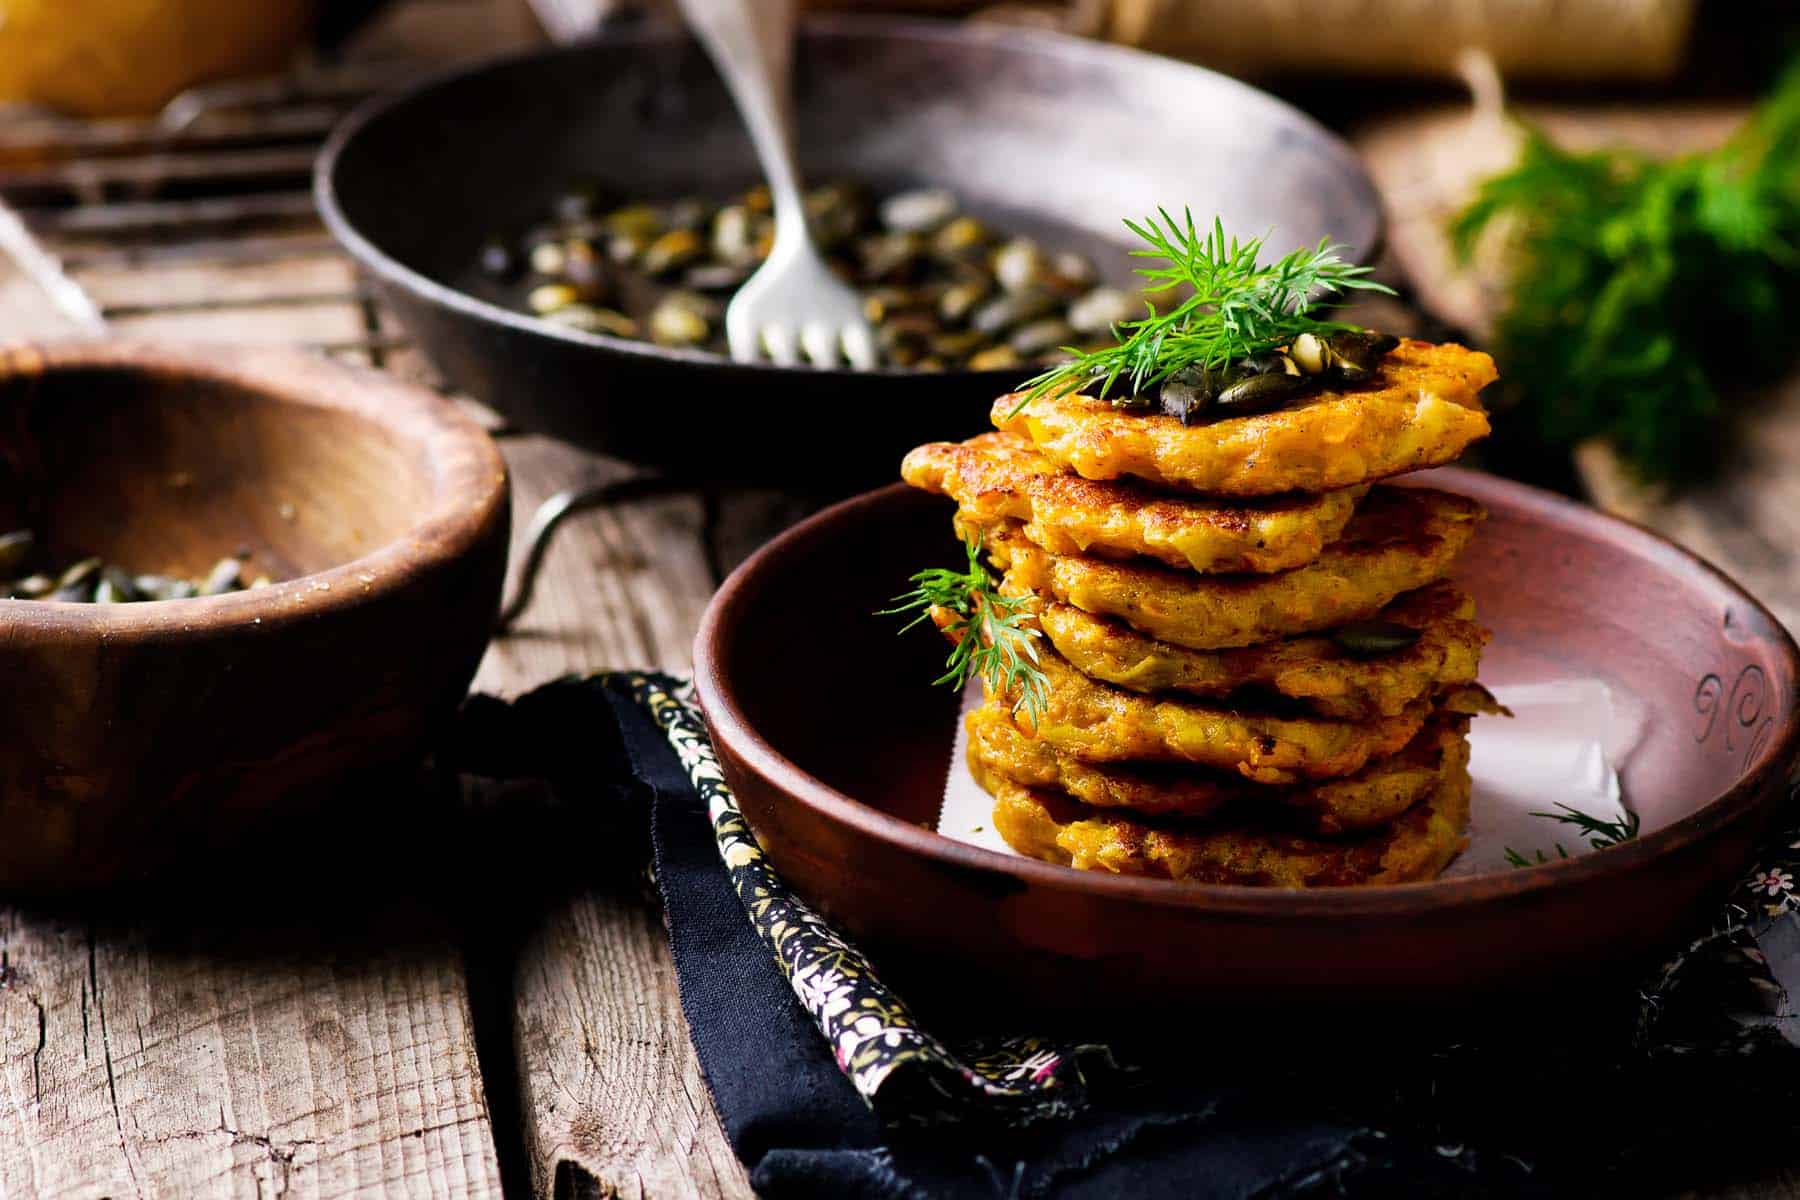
1504 843 1571 869
1528 802 1641 850
1014 210 1392 410
881 534 1049 722
1451 62 1800 484
1504 803 1639 869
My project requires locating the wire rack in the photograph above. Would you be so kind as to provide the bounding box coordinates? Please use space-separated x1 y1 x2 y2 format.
0 62 427 367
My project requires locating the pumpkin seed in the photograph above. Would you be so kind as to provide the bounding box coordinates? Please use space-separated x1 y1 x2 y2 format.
641 229 703 277
993 238 1047 293
100 566 138 603
649 292 717 346
862 287 914 324
133 574 177 600
563 239 610 300
1215 371 1310 415
1067 287 1136 335
1331 621 1422 659
201 557 243 596
603 205 663 242
712 205 758 266
527 283 580 315
1157 366 1220 424
0 529 33 576
968 345 1022 371
1009 317 1075 357
1289 331 1330 374
57 557 101 590
937 279 992 326
1047 251 1096 295
1325 330 1400 381
805 184 864 247
972 290 1056 336
880 188 957 234
859 233 925 284
932 216 991 257
928 329 988 361
527 241 567 276
684 263 750 292
546 304 639 337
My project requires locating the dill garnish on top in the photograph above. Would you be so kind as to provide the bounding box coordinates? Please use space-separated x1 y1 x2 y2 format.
1015 210 1394 414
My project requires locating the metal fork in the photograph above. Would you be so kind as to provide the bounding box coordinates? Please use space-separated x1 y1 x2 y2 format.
673 0 877 369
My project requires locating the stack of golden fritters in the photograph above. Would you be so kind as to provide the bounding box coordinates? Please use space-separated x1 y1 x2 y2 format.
902 337 1501 887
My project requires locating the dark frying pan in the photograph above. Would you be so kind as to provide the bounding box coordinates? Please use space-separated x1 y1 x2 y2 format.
315 15 1381 488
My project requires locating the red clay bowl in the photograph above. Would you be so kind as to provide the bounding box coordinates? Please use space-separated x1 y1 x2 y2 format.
0 341 509 891
695 469 1800 1012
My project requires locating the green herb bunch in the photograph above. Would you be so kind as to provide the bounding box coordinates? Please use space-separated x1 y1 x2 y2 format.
882 535 1049 721
1452 64 1800 484
1018 210 1391 407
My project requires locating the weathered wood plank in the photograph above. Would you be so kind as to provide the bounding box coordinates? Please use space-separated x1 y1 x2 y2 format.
0 906 502 1199
478 436 756 1199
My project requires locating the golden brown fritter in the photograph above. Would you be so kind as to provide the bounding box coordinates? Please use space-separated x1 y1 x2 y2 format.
1028 581 1488 720
973 637 1437 784
990 338 1494 496
969 700 1472 834
978 732 1473 886
964 486 1483 651
901 431 1364 574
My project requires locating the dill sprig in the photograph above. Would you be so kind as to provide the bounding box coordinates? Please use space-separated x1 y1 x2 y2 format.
882 535 1049 721
1015 210 1392 409
1529 802 1641 850
1503 843 1570 869
1503 803 1640 868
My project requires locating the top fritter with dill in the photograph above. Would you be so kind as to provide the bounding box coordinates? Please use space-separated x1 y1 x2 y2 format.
986 211 1495 495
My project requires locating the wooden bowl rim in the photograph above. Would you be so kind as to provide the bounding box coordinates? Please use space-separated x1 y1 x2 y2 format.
314 11 1381 382
695 468 1800 916
0 339 508 640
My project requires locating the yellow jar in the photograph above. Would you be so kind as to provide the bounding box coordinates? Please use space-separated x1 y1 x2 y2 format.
0 0 316 117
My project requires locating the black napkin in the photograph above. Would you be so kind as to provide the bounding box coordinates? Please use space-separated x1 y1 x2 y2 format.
454 673 1800 1199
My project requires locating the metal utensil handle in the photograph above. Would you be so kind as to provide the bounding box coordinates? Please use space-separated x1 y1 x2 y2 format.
671 0 808 260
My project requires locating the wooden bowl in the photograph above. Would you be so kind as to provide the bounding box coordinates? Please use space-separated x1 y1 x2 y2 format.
695 470 1800 1012
0 341 509 891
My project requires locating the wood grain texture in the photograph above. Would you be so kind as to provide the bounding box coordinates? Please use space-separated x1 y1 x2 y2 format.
476 433 759 1200
0 909 501 1199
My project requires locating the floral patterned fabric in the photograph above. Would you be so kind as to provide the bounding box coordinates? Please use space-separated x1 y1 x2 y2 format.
620 671 1800 1129
626 672 1113 1126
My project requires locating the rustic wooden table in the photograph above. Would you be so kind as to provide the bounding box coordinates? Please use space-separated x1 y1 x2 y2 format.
0 4 1796 1196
